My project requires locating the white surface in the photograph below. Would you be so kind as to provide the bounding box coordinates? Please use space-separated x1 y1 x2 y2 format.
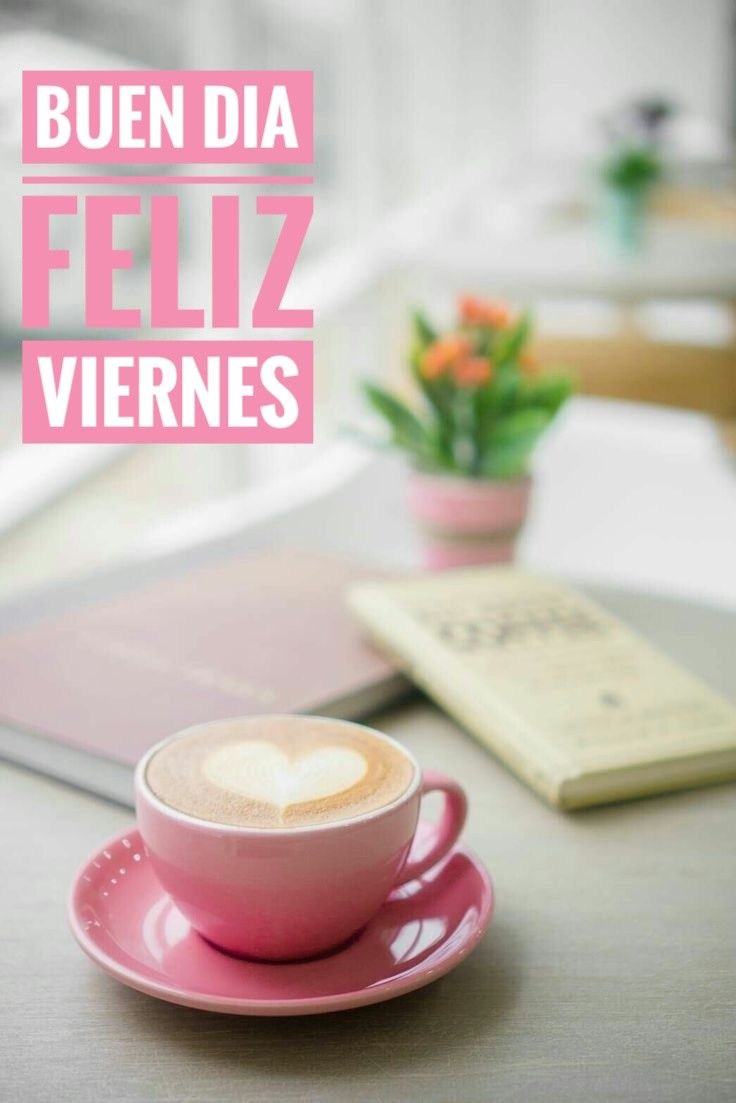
522 398 736 610
419 217 736 300
131 397 736 612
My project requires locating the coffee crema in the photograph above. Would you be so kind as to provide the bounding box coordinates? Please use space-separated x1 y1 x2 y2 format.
145 716 415 828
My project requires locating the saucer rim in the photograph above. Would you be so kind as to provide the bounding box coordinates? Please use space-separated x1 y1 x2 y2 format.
69 825 494 1016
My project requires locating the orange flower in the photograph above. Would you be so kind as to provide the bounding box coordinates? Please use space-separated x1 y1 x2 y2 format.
420 335 471 379
453 356 494 388
458 294 512 329
519 351 540 375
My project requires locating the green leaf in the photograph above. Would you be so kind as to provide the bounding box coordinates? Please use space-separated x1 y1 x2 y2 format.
362 381 452 470
409 347 457 464
475 364 520 422
603 146 662 191
479 407 552 478
467 362 526 474
493 312 532 366
489 406 553 443
518 374 573 414
362 382 425 446
411 309 438 348
480 441 534 479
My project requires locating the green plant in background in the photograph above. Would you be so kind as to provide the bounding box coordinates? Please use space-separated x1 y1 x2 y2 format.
598 98 673 252
602 146 662 195
363 296 574 479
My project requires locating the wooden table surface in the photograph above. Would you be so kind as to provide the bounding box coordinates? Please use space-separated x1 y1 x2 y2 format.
0 459 734 1102
1 575 735 1102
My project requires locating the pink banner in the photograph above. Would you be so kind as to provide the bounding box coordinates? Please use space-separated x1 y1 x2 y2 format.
23 340 313 443
23 71 313 164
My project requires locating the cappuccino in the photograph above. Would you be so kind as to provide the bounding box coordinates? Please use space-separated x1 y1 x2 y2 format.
145 716 415 828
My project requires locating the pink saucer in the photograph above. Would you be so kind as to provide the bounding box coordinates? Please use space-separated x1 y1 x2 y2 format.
69 827 494 1016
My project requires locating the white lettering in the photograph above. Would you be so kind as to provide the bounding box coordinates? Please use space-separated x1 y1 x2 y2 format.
261 355 298 427
103 357 134 427
36 87 71 148
227 356 258 427
38 355 76 426
204 86 239 148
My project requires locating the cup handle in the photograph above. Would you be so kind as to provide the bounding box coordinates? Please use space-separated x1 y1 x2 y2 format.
394 769 468 886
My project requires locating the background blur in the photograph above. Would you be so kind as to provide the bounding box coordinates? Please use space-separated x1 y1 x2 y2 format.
1 0 735 606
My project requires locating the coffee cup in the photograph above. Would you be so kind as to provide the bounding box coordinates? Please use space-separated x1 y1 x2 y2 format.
134 715 467 961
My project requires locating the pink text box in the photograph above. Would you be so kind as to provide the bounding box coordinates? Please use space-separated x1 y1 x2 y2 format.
22 340 313 443
22 71 313 164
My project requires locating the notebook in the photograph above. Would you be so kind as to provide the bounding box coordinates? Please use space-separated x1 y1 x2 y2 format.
347 566 736 809
0 550 409 804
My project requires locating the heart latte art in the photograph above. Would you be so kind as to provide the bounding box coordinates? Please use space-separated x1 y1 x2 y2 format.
203 742 368 809
146 716 415 828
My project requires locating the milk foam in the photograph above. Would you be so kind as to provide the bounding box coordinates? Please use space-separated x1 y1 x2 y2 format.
203 741 368 809
145 716 415 828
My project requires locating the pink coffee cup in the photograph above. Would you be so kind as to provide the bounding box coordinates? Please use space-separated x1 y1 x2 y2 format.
135 716 467 961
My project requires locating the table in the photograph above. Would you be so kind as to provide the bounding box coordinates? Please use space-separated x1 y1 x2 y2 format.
417 213 736 301
1 474 735 1102
2 398 734 612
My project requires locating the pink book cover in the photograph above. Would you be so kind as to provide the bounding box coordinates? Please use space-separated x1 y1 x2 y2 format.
0 550 407 778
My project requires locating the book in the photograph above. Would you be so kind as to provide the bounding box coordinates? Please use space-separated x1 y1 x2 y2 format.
0 549 409 805
347 566 736 809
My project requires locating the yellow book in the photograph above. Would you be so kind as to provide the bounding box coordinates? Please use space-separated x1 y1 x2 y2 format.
347 567 736 810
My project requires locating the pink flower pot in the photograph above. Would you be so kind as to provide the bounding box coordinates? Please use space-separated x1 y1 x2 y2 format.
407 471 532 570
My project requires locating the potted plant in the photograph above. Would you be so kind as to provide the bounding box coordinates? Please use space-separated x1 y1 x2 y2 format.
601 145 662 252
363 295 573 568
598 98 672 253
